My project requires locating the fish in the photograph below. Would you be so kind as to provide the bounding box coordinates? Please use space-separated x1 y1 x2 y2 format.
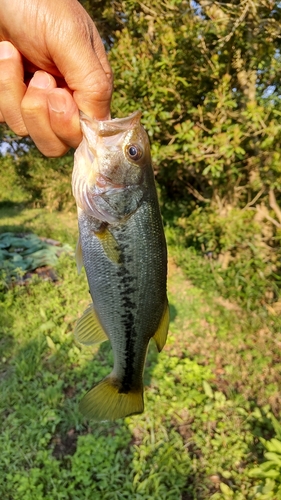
72 110 169 421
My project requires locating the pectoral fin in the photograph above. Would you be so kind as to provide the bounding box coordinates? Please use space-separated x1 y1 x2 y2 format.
153 300 170 352
95 226 121 264
75 236 84 274
75 303 108 346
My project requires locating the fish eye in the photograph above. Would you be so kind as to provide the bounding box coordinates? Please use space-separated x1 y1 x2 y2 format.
126 144 143 161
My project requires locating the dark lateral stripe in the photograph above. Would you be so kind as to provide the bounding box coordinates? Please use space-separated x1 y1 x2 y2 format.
118 264 138 394
115 231 139 393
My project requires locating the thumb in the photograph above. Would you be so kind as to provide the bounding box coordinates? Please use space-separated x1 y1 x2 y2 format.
47 3 113 120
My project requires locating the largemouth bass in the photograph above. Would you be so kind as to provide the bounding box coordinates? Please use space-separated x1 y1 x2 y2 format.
72 110 169 421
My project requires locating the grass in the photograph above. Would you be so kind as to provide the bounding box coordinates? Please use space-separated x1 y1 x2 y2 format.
1 173 281 499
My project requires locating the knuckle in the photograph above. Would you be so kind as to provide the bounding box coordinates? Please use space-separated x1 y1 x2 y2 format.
0 79 12 93
91 79 113 101
37 142 70 158
20 99 41 116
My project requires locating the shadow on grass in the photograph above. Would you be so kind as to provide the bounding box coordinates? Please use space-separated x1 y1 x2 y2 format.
3 300 270 499
0 201 36 234
3 257 262 499
0 303 205 499
0 200 27 215
169 302 177 322
0 304 15 395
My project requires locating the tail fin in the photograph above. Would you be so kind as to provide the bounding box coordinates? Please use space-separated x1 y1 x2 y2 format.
79 377 144 421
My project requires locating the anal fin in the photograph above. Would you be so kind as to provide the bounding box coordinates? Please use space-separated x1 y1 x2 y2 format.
153 300 170 352
75 303 108 346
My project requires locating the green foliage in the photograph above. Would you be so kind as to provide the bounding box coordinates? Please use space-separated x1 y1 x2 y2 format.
1 0 281 308
14 151 75 211
107 0 281 307
1 3 281 496
109 0 281 204
0 144 74 212
248 415 281 498
2 0 281 212
167 205 281 308
0 203 281 499
0 154 30 205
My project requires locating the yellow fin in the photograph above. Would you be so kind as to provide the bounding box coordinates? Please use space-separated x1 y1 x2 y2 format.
75 236 84 274
153 300 170 352
75 304 108 346
95 227 121 264
79 376 144 421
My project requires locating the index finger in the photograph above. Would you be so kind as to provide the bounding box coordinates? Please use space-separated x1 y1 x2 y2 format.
0 41 28 135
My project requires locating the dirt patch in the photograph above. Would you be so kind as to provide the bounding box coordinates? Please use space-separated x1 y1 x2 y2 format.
52 429 78 458
214 296 241 312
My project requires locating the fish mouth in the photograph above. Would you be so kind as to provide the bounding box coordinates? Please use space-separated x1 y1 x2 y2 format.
79 111 142 137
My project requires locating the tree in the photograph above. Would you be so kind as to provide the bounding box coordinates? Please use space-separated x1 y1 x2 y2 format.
108 0 281 211
2 0 281 226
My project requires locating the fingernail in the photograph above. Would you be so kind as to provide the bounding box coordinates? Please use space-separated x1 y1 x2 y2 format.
0 41 15 59
30 71 51 89
48 91 66 113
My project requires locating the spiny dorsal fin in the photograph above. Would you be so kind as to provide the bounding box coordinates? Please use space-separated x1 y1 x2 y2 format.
79 376 144 421
153 300 170 352
75 303 108 346
75 236 84 274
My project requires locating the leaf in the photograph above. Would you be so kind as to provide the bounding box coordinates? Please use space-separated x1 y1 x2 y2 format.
265 441 281 457
203 380 214 398
261 478 276 494
46 335 56 350
263 470 280 479
248 467 265 478
220 482 234 496
259 460 279 472
270 415 281 440
260 437 278 452
264 452 281 467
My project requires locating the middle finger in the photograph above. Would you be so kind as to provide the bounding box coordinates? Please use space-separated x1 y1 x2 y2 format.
21 70 70 156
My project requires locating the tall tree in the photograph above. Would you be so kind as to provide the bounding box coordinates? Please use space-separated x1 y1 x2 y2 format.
108 0 281 210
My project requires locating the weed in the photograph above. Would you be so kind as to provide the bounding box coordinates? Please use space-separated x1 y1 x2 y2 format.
0 197 280 499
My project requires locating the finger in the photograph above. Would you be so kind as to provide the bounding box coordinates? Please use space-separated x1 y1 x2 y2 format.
47 88 82 149
74 21 113 117
21 71 70 156
72 65 113 122
73 28 113 121
47 5 113 120
0 41 28 135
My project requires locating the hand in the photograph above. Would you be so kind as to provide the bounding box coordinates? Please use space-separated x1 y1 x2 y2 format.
0 0 113 156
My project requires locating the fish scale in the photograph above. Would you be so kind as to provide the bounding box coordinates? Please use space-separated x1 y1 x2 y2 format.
72 110 169 421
